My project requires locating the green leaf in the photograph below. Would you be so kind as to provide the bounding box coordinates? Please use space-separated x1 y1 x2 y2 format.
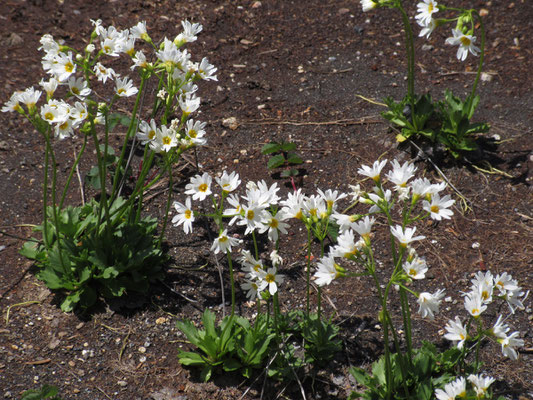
200 365 212 382
280 168 299 178
279 142 296 152
202 309 217 340
261 142 282 155
178 350 207 366
223 358 241 372
20 240 41 260
286 153 303 165
267 154 285 169
107 113 136 133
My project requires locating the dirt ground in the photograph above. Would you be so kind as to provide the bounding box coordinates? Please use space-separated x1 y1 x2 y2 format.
0 0 531 399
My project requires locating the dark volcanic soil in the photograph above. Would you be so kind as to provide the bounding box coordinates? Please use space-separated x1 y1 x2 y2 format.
0 0 531 399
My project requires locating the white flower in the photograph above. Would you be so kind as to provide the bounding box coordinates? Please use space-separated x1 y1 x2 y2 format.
137 119 158 145
94 62 116 83
415 0 438 26
185 172 212 201
2 92 23 113
258 210 290 242
489 315 509 339
317 188 347 211
281 189 305 219
216 170 241 193
423 193 455 220
174 20 203 45
402 257 428 280
391 225 426 248
352 215 375 240
468 374 495 398
67 76 91 100
130 21 148 40
314 255 340 287
357 159 387 182
499 331 524 360
210 229 241 254
39 78 59 98
360 0 378 12
270 250 283 267
386 160 416 189
115 76 138 97
178 93 201 116
239 250 265 280
435 377 466 400
172 197 195 234
185 119 207 145
131 50 150 70
48 52 76 82
445 29 480 61
471 270 494 304
263 267 284 295
464 291 487 318
151 125 177 153
417 289 445 319
196 57 217 81
237 204 268 235
18 87 42 111
241 279 267 300
418 17 437 39
40 100 69 124
443 316 468 349
332 230 363 259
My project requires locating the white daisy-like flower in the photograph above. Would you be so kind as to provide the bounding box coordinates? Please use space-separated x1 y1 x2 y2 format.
241 278 267 300
115 76 138 97
216 170 241 193
210 229 241 254
390 225 426 248
172 197 195 234
468 374 495 398
360 0 378 12
357 159 387 182
67 76 91 100
136 119 158 145
417 289 445 319
418 17 437 39
464 291 487 318
499 331 524 360
422 193 455 220
415 0 438 26
185 172 212 201
263 267 284 295
445 29 480 61
94 62 116 83
402 257 428 280
314 255 341 287
443 316 468 349
435 377 466 400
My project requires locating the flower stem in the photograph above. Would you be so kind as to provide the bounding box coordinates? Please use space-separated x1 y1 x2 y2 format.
226 250 236 317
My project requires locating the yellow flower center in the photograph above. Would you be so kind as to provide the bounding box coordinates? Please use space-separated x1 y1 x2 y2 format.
428 4 434 12
219 235 228 243
65 62 74 73
269 219 279 229
162 136 171 145
44 112 54 121
265 273 275 284
59 121 69 130
199 183 208 192
430 205 440 213
247 210 255 220
148 130 156 140
460 36 471 46
481 290 489 300
185 210 192 219
409 268 417 276
118 88 126 95
472 308 479 315
189 129 197 138
71 87 80 95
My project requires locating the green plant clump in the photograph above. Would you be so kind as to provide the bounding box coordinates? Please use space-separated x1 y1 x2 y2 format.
21 198 165 312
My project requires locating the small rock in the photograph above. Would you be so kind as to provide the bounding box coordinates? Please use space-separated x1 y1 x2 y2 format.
48 337 61 350
338 8 350 15
421 44 434 51
479 8 489 16
251 1 262 8
7 33 23 47
471 242 480 249
117 380 128 387
138 346 146 354
0 141 9 151
76 322 84 330
222 117 239 130
481 72 493 82
155 317 168 325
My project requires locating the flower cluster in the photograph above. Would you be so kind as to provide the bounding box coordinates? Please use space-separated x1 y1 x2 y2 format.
443 270 526 360
313 159 455 314
2 19 216 147
435 374 496 400
360 0 481 62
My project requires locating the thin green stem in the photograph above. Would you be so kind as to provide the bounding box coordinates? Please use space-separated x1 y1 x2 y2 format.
305 228 312 319
398 1 416 99
227 250 236 317
467 10 485 117
158 154 174 247
59 134 88 209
